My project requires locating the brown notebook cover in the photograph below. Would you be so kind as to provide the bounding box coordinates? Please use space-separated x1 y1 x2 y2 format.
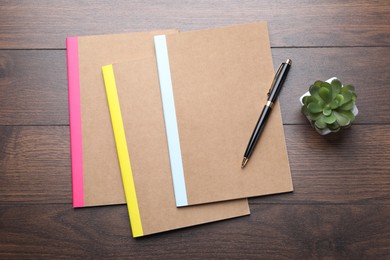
153 22 294 206
66 30 178 207
102 58 249 237
66 28 250 229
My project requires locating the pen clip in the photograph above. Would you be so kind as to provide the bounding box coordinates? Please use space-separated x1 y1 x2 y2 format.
267 62 284 97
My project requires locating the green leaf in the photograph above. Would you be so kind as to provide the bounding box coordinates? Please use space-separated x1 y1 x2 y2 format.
320 81 332 89
309 83 320 94
303 95 318 105
313 80 323 88
320 82 333 103
315 115 327 129
328 121 341 131
302 96 309 105
339 100 355 111
340 91 352 105
335 94 344 106
309 84 323 102
302 107 321 120
302 106 322 121
331 79 342 89
323 107 332 116
333 111 351 126
330 79 342 99
301 105 309 116
323 113 336 124
311 112 323 121
319 87 331 103
343 84 355 93
329 99 339 109
307 103 323 113
338 110 356 123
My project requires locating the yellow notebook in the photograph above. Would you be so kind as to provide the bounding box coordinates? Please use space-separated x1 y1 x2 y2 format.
102 62 249 237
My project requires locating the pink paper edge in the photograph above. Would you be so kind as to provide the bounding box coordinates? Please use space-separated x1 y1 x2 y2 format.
66 37 84 207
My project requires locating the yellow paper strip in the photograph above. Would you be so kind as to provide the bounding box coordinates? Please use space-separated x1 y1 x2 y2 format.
102 64 143 237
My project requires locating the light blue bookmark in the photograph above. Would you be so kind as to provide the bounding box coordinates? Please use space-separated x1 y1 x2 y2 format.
154 35 188 207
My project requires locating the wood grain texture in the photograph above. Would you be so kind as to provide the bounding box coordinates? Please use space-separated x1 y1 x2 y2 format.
1 47 389 125
1 125 388 205
0 204 388 259
0 50 68 125
268 125 390 205
1 1 389 258
272 47 390 125
0 0 389 49
0 126 71 204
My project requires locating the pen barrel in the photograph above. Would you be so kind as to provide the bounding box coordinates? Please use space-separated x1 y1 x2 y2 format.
244 105 272 158
268 62 291 102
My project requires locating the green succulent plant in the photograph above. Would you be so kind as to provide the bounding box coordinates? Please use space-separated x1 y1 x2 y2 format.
301 78 357 134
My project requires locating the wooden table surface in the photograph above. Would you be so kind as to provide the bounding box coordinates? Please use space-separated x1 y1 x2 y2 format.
1 1 389 259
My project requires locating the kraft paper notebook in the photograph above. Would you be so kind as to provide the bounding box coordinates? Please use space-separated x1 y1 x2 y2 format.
66 29 250 229
66 31 176 207
153 22 294 207
66 30 178 207
102 61 249 237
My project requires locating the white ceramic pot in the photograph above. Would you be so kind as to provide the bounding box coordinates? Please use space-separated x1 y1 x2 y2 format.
299 77 358 135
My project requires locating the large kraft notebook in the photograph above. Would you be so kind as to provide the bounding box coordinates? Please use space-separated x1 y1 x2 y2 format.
66 30 177 207
153 22 294 207
66 28 250 227
102 61 249 237
66 30 180 207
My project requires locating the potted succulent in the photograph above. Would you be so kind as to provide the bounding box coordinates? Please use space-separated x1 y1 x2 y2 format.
300 77 358 135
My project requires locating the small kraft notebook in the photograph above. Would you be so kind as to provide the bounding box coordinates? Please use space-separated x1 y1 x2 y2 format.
102 60 250 237
66 30 177 207
153 22 294 207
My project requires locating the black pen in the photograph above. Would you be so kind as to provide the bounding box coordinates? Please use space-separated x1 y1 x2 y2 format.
241 59 292 168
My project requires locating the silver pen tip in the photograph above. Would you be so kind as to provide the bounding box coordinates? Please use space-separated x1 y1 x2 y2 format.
286 59 292 65
241 157 249 168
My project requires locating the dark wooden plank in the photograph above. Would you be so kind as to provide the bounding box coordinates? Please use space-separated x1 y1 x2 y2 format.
0 0 389 49
272 47 390 125
0 126 71 204
255 124 390 205
0 203 388 259
0 1 388 259
1 47 389 125
1 125 388 205
0 50 69 125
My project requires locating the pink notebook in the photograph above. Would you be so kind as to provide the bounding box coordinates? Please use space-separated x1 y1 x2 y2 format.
66 31 178 207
